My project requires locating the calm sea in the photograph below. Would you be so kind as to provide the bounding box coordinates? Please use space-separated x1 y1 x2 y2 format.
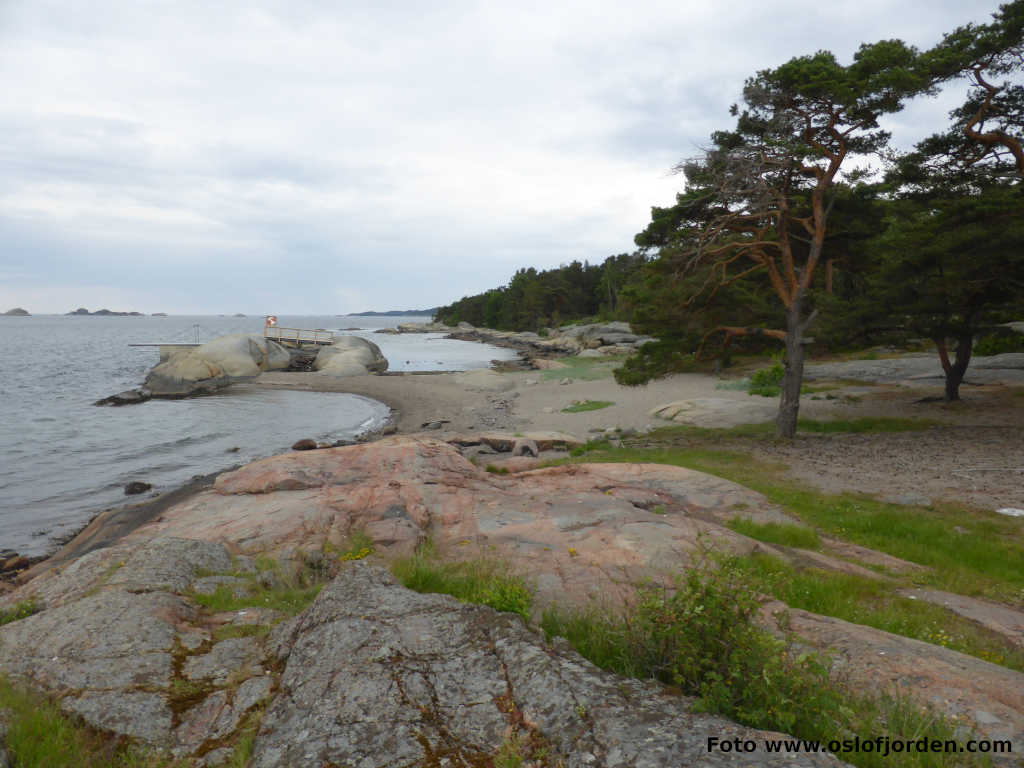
0 314 516 556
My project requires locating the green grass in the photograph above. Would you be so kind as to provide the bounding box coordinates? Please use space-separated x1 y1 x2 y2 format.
559 440 1024 604
391 543 532 621
645 417 937 439
727 517 821 549
540 553 990 768
738 554 1024 671
190 581 324 616
188 553 338 617
0 676 185 768
539 355 628 381
561 400 614 413
337 528 376 562
0 599 37 626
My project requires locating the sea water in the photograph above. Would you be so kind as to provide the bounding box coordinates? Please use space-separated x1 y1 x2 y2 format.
0 314 517 556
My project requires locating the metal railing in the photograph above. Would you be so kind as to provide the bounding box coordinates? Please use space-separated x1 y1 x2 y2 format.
264 326 334 346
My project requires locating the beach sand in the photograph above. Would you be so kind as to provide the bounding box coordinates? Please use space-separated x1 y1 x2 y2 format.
252 365 1024 511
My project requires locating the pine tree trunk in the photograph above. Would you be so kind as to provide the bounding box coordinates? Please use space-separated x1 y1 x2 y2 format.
941 333 973 401
775 300 805 439
935 334 973 402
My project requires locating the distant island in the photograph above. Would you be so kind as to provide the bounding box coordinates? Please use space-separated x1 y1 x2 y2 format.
349 308 439 317
3 307 30 316
152 312 168 316
66 307 143 316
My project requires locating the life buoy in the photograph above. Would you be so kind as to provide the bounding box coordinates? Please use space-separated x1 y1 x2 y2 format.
266 315 278 327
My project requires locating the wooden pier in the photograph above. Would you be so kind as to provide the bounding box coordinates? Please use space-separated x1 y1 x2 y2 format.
129 317 335 360
263 326 334 347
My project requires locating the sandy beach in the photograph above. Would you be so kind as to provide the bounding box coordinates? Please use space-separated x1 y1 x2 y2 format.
252 363 1024 512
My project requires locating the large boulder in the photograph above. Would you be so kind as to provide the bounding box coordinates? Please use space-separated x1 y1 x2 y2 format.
251 563 843 767
0 540 842 766
313 335 388 377
143 334 292 396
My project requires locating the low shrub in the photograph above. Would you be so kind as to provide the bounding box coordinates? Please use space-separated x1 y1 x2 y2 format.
974 330 1024 356
747 360 784 397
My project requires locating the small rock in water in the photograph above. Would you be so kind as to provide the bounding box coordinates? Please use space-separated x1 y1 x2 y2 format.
124 481 152 495
1 555 29 573
94 388 152 407
291 439 317 451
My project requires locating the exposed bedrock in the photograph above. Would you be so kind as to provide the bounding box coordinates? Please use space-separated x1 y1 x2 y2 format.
2 438 1022 760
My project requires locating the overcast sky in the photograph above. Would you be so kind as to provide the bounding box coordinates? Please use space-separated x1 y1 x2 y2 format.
0 0 1000 315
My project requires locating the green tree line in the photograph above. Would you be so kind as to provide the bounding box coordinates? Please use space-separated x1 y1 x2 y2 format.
437 1 1024 436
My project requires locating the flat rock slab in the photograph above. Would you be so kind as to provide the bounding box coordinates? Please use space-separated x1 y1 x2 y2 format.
253 563 844 767
805 354 1024 384
899 588 1024 651
115 437 816 607
762 601 1024 758
650 397 781 427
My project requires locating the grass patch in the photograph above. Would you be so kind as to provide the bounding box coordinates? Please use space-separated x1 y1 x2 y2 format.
0 599 38 626
338 528 375 562
539 355 627 381
561 400 614 413
0 675 185 767
391 543 532 621
738 554 1024 671
540 552 989 768
486 464 510 475
727 518 821 550
560 440 1024 604
188 553 338 617
641 417 937 440
190 581 324 616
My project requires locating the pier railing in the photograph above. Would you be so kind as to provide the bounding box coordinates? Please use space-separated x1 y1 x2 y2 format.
264 326 335 346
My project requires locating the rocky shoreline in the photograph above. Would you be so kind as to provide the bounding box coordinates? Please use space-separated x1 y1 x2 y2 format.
4 328 1024 764
3 433 1022 765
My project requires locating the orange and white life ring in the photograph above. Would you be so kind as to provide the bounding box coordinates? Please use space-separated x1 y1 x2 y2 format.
265 315 278 327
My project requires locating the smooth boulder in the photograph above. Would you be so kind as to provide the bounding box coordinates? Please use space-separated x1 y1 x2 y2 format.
313 335 388 377
144 334 292 396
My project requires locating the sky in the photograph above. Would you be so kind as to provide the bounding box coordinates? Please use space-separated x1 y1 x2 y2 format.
0 0 1001 315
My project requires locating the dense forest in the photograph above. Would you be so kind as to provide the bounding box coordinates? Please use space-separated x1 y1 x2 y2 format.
435 1 1024 436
